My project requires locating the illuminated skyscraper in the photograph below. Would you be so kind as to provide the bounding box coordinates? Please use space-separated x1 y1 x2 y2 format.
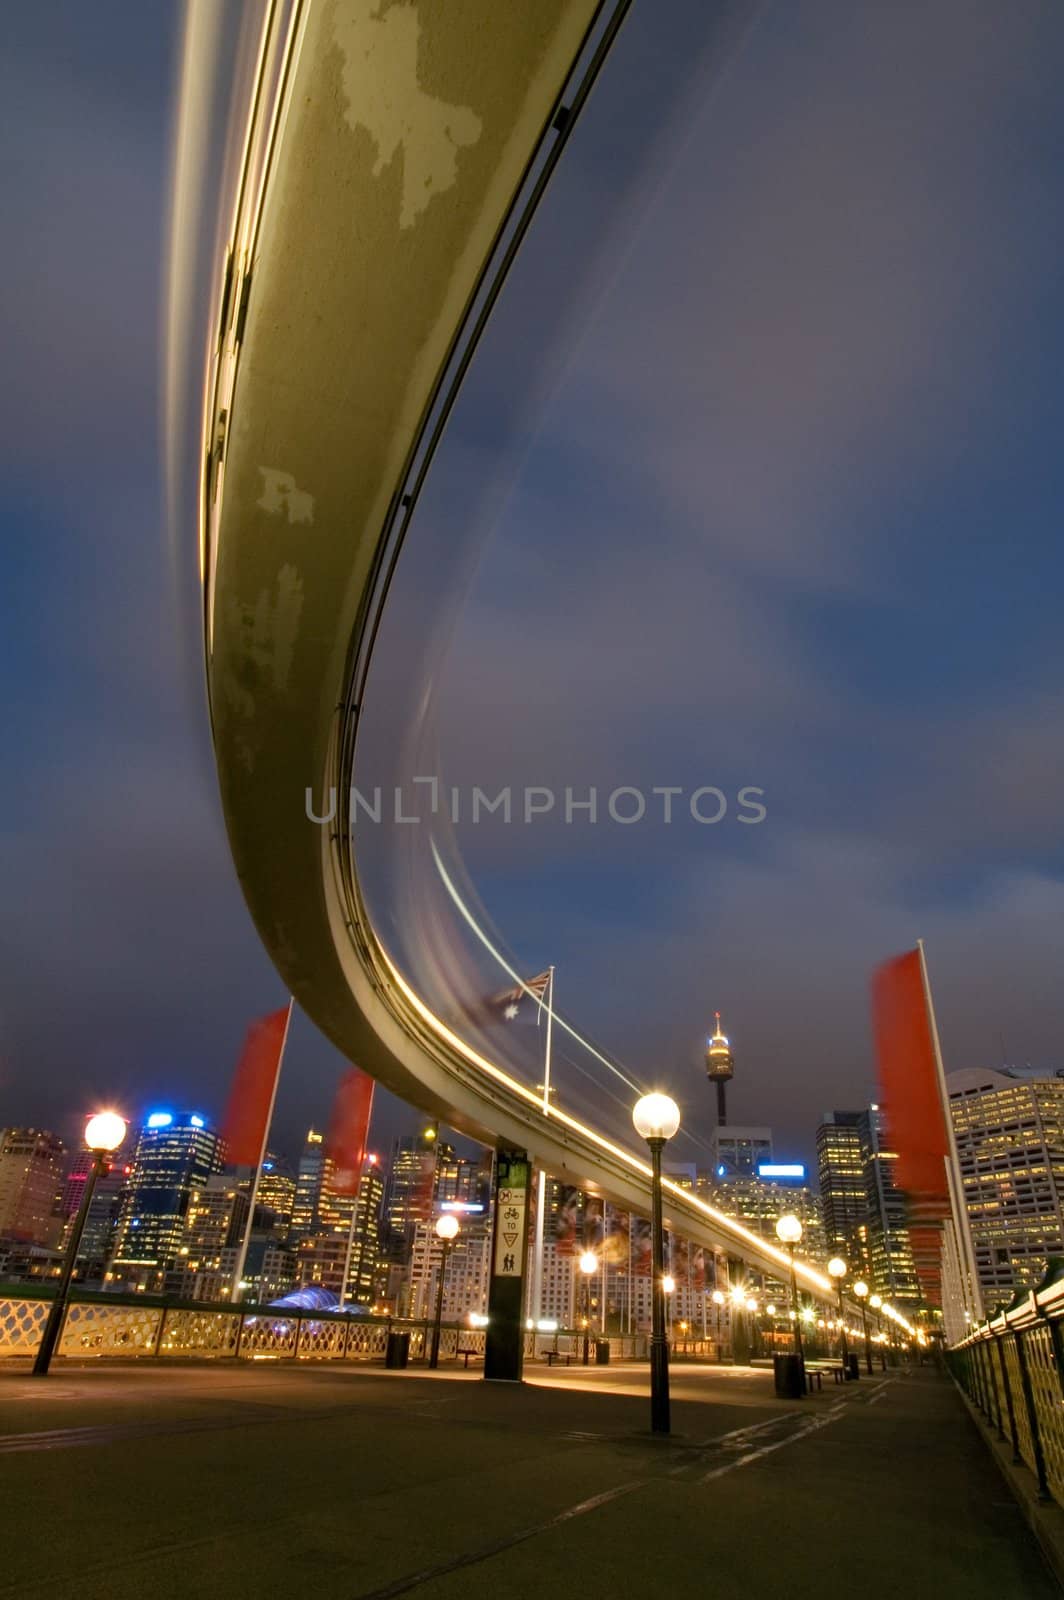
381 1126 444 1261
858 1106 920 1307
60 1148 132 1280
0 1128 66 1248
255 1155 296 1237
110 1111 220 1291
291 1128 327 1240
948 1067 1064 1304
295 1157 385 1306
816 1112 866 1257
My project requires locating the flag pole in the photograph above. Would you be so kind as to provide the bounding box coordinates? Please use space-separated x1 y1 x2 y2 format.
338 1189 360 1311
531 966 555 1324
231 998 293 1303
338 1093 372 1311
916 941 983 1323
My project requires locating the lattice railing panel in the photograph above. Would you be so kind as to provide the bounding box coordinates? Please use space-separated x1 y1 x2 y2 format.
1023 1324 1064 1501
1003 1335 1035 1474
237 1314 299 1357
0 1296 48 1356
343 1323 390 1360
295 1318 346 1359
59 1301 161 1358
160 1307 240 1357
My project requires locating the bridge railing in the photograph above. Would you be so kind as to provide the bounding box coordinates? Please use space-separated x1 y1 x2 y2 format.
0 1286 659 1366
949 1268 1064 1506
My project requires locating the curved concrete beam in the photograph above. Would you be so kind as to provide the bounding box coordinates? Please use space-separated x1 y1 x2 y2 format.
202 0 834 1297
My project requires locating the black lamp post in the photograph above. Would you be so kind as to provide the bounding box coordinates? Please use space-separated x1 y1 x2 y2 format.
34 1111 127 1378
579 1251 597 1364
828 1257 849 1369
775 1213 805 1363
633 1093 681 1435
429 1213 459 1368
854 1280 873 1374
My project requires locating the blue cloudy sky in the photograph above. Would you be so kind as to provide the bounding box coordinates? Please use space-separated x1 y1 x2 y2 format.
3 0 1064 1169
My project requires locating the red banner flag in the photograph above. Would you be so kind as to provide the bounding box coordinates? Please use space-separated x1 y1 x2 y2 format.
871 948 950 1200
325 1067 375 1196
872 948 953 1306
221 1006 290 1166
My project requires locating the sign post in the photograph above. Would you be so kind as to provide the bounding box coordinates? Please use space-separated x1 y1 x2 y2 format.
484 1151 530 1382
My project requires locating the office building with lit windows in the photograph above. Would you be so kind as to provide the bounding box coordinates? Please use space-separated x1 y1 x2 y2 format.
816 1112 867 1257
295 1157 385 1306
858 1106 920 1307
110 1112 220 1291
0 1128 66 1248
948 1067 1064 1304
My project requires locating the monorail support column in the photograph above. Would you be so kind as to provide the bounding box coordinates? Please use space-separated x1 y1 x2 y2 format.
484 1151 531 1383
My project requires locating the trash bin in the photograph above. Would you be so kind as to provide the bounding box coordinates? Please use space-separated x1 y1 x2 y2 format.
385 1330 410 1369
846 1353 860 1381
774 1352 804 1398
595 1339 611 1365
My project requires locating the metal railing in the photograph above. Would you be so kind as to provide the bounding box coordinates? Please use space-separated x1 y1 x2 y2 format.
0 1286 657 1367
949 1262 1064 1507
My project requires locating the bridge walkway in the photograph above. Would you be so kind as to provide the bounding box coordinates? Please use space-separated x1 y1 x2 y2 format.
0 1360 1055 1597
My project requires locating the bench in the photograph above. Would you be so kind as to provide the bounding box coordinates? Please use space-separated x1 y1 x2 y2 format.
455 1346 479 1369
545 1349 574 1366
802 1359 846 1391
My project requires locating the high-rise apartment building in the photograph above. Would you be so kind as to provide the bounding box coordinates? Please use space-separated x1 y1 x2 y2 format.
857 1106 920 1307
0 1128 66 1247
255 1155 296 1237
408 1215 492 1321
816 1112 866 1256
110 1111 220 1291
294 1158 385 1306
381 1128 445 1261
947 1067 1064 1304
291 1128 327 1239
60 1149 132 1279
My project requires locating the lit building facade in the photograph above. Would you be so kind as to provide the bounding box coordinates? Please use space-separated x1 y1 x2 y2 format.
408 1216 492 1321
816 1112 867 1257
948 1068 1064 1304
255 1156 296 1237
110 1112 220 1291
60 1149 131 1280
0 1128 65 1247
858 1106 920 1307
295 1159 385 1306
709 1126 773 1179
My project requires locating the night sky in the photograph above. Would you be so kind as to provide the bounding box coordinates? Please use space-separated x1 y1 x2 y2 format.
4 1 1064 1175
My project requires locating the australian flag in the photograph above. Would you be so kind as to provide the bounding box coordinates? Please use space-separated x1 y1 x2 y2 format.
491 971 551 1023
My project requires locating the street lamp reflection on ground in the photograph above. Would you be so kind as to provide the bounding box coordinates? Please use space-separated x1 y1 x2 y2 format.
775 1213 805 1362
579 1250 598 1364
632 1092 680 1434
429 1213 460 1369
827 1257 849 1370
34 1111 127 1378
853 1279 873 1374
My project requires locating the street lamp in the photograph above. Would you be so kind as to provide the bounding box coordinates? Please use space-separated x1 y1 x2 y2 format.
579 1249 598 1364
632 1091 681 1434
853 1279 873 1374
775 1213 805 1362
429 1213 460 1369
711 1288 725 1359
827 1257 849 1370
34 1111 127 1377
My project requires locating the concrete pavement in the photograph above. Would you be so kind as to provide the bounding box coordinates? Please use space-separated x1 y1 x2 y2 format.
0 1358 1056 1598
